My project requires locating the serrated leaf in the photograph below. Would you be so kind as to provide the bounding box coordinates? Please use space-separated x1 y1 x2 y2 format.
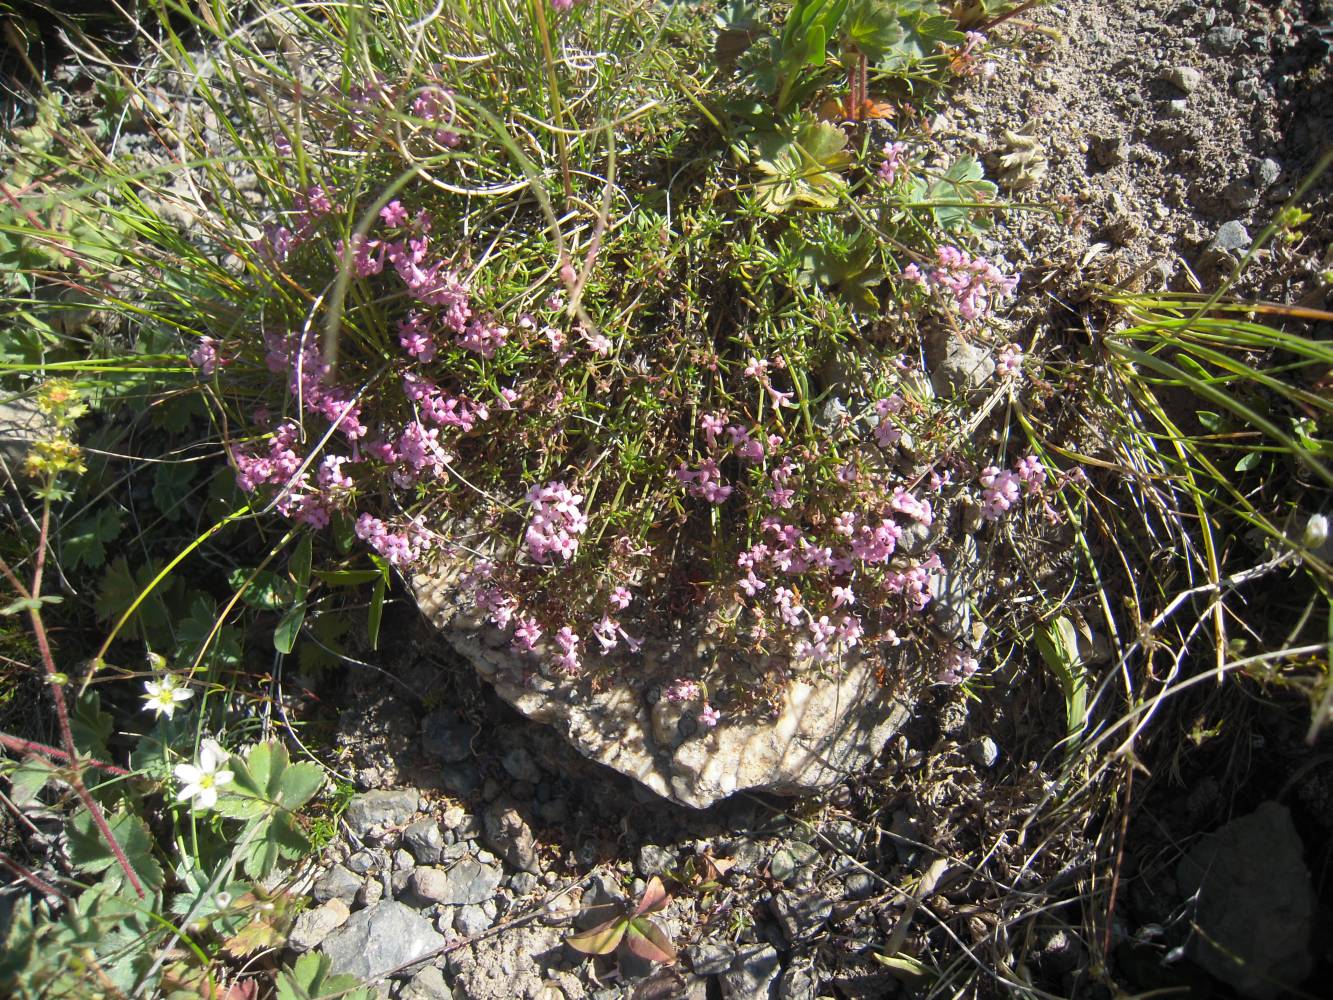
62 507 122 571
754 117 853 214
278 761 325 812
175 593 242 671
565 915 629 955
9 755 58 806
276 952 374 1000
624 918 677 965
71 690 114 762
152 461 198 521
239 814 310 879
66 809 165 892
843 0 903 62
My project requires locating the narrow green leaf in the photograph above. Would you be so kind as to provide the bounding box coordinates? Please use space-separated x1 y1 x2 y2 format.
274 600 307 654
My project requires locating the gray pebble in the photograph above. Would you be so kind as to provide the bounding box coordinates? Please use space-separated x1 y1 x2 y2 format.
1204 26 1244 53
1253 158 1281 189
313 864 361 905
687 941 738 975
453 902 493 937
1208 220 1251 255
636 843 677 878
501 747 543 783
969 736 1001 768
1163 66 1201 93
403 818 446 865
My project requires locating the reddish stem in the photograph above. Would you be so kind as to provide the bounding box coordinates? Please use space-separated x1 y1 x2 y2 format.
1 533 146 899
0 732 132 777
0 850 65 901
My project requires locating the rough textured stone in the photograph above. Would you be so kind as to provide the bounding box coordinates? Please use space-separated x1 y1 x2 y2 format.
421 710 477 763
925 329 995 397
501 747 542 783
400 965 451 1000
482 800 540 873
312 864 361 905
413 562 912 809
1176 801 1314 999
770 891 833 945
453 902 493 937
1207 219 1250 255
288 898 350 952
0 398 55 469
413 859 503 906
636 843 676 878
345 789 420 835
320 900 444 982
403 818 446 864
446 922 575 1000
777 959 819 1000
719 944 781 999
687 941 738 976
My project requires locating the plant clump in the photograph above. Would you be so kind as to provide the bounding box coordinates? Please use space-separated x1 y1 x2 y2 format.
173 0 1081 718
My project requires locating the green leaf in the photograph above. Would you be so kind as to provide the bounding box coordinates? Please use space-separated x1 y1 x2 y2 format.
62 507 123 571
1034 617 1088 747
274 600 307 654
368 573 386 651
174 593 242 671
625 918 677 964
880 8 964 70
565 915 629 955
94 555 176 646
230 567 298 609
71 690 114 762
278 761 326 812
1235 451 1262 472
0 594 63 615
923 154 998 231
290 534 313 596
1195 410 1224 432
842 0 903 62
753 116 853 214
66 809 164 892
276 952 374 1000
151 461 198 521
9 755 58 807
239 813 311 879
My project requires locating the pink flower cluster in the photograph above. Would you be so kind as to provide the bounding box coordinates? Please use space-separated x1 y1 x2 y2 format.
266 332 367 441
524 481 588 563
979 454 1047 521
189 336 222 376
674 458 733 504
251 184 335 265
355 513 431 568
878 141 909 184
938 646 979 684
997 342 1024 378
902 247 1019 321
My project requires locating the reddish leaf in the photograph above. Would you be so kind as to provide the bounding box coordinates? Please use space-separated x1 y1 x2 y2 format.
625 918 677 965
633 876 671 917
565 916 628 955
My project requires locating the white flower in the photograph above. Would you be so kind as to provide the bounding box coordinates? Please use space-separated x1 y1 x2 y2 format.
174 740 234 810
143 674 193 719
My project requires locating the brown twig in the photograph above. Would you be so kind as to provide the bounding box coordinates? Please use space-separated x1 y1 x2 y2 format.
0 850 66 901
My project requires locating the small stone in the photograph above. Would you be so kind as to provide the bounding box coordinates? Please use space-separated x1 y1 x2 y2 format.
312 864 361 905
421 710 477 763
403 818 446 864
344 850 377 875
501 747 543 783
926 330 995 397
1176 801 1314 998
439 761 481 797
356 878 383 908
288 898 350 952
1253 158 1281 189
344 789 421 836
401 965 451 1000
636 844 676 878
509 871 539 896
406 867 452 907
1204 26 1244 53
1039 928 1085 975
687 941 738 976
482 800 540 874
453 902 493 937
769 842 819 885
770 891 834 945
1163 99 1189 118
438 859 503 906
1163 66 1201 93
777 958 819 1000
969 736 1000 768
843 871 877 900
1089 133 1127 168
1208 220 1251 255
719 944 781 1000
320 900 444 981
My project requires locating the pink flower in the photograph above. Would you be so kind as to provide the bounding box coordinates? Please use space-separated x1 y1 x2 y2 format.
997 342 1024 378
609 586 632 610
666 678 701 703
380 200 409 226
698 703 721 728
512 615 543 653
189 336 221 376
938 646 979 684
877 141 908 184
524 481 588 563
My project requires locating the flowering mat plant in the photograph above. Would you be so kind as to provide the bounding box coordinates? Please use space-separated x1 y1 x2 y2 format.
179 0 1087 730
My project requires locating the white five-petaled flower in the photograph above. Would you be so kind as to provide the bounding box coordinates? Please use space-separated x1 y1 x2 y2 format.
143 674 193 719
174 740 234 810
